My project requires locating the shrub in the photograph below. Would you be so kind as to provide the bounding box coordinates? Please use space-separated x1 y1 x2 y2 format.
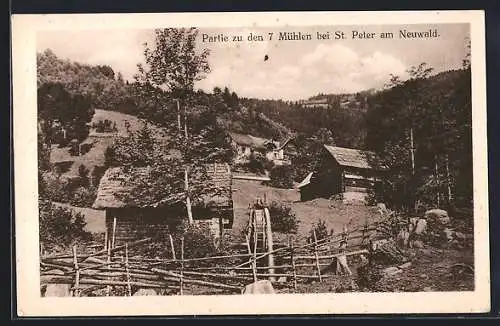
174 221 219 259
70 185 97 207
42 174 71 203
245 152 267 175
307 218 334 243
269 165 294 189
79 142 93 155
128 219 225 262
376 210 409 239
268 201 299 234
78 164 90 186
91 165 108 187
39 200 92 253
94 119 115 133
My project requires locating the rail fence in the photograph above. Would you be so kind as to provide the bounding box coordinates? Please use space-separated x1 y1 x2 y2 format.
40 220 380 296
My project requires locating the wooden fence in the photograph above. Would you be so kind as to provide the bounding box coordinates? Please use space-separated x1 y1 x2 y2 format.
40 220 380 296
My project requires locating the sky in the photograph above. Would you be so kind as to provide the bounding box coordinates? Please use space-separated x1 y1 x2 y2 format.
37 23 469 101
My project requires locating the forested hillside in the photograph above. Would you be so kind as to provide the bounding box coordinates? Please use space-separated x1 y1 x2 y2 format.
241 63 472 213
37 49 291 142
37 44 473 214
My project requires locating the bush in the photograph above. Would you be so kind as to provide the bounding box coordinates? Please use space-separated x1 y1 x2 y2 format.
128 219 226 262
376 210 409 239
175 221 219 259
78 164 90 186
91 165 108 187
93 119 116 133
268 201 299 234
39 200 92 253
70 185 97 207
269 165 294 189
244 152 268 175
42 174 71 203
307 218 334 243
79 142 93 155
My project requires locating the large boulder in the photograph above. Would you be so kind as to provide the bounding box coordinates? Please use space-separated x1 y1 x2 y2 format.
133 288 158 296
424 209 451 226
242 280 275 294
41 283 71 297
413 219 428 235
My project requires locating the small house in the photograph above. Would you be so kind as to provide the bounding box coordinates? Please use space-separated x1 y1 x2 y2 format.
92 163 234 245
297 145 387 202
228 132 291 166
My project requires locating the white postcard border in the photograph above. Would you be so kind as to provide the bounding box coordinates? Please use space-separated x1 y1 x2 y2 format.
12 10 489 316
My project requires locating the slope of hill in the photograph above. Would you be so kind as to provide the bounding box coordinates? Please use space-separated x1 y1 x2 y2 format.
231 179 381 241
50 109 161 177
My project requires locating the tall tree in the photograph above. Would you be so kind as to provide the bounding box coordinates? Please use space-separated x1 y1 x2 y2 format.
133 28 230 224
38 82 95 144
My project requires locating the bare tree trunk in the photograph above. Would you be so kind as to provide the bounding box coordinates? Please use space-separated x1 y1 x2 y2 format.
176 100 182 133
185 167 193 225
434 154 440 208
410 127 415 175
180 100 193 225
184 104 188 139
410 127 417 213
445 153 453 206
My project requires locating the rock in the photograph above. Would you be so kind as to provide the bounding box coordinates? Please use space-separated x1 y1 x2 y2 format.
277 276 287 283
133 288 158 296
370 239 389 251
419 274 428 279
242 280 275 294
413 240 424 248
359 254 369 266
424 209 451 226
413 219 428 235
376 203 388 215
397 229 410 247
409 217 419 227
382 266 402 277
454 232 467 241
398 262 412 269
443 228 455 242
42 283 71 297
423 286 433 292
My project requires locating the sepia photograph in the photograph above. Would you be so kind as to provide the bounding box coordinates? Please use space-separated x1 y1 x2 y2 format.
12 10 489 316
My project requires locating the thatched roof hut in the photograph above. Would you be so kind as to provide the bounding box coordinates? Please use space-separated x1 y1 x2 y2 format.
92 163 233 210
92 163 234 244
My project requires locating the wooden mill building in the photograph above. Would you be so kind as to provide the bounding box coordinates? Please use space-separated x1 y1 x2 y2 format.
92 163 234 245
297 145 387 202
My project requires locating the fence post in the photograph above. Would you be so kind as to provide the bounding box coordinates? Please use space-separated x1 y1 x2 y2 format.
104 228 108 251
125 243 132 296
263 207 275 282
169 234 176 260
179 237 184 295
313 229 322 282
111 217 117 249
361 219 369 245
334 224 352 276
106 240 111 296
72 245 80 297
289 236 297 290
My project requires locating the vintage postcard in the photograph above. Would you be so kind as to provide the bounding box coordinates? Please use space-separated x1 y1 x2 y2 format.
12 10 489 316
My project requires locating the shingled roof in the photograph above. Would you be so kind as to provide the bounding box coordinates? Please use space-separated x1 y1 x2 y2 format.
92 163 233 209
323 145 387 171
